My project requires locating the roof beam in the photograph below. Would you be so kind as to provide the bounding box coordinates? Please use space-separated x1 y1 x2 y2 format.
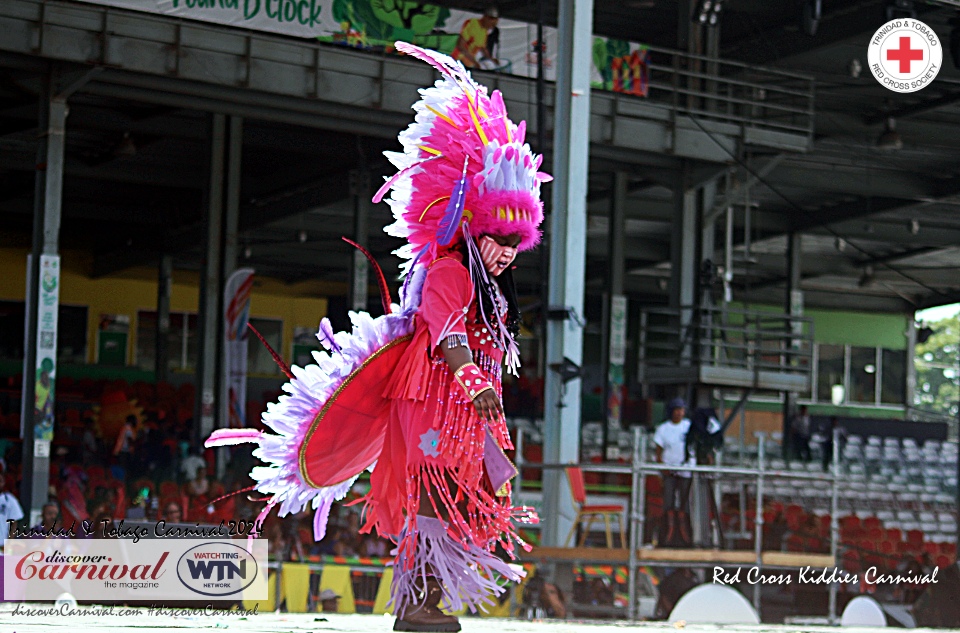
720 1 937 66
92 170 354 278
863 90 960 125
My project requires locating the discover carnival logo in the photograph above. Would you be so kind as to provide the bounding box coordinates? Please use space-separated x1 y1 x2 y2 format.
4 538 268 601
868 18 942 93
176 542 259 597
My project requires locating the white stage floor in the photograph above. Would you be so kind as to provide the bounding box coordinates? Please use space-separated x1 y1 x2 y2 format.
0 605 936 633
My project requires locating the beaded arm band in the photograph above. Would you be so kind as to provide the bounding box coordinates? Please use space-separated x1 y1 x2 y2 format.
453 362 495 400
445 333 469 349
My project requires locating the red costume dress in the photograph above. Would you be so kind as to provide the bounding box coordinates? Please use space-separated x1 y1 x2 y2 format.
361 253 531 615
207 41 550 628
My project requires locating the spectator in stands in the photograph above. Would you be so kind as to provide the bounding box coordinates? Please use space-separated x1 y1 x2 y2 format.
654 397 695 547
789 405 812 462
32 501 60 533
821 416 846 472
59 467 89 531
185 465 211 499
362 533 389 557
0 472 24 546
265 520 303 562
337 511 363 554
89 500 115 537
113 415 137 478
319 588 341 612
180 451 206 484
161 500 184 523
140 417 169 480
520 575 567 619
452 6 501 69
80 416 99 465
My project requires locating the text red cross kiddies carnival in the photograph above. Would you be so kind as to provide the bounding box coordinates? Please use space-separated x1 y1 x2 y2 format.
887 36 924 73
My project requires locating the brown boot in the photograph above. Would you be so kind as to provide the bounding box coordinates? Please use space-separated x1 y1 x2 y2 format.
393 576 461 632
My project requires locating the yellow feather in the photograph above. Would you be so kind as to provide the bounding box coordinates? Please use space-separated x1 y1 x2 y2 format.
425 105 456 128
466 98 489 146
418 196 451 223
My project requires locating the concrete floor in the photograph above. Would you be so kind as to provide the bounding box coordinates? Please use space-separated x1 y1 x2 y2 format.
0 605 945 633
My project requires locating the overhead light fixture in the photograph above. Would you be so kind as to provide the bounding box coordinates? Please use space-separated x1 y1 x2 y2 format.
693 0 723 25
244 246 252 259
909 219 920 235
849 58 863 79
298 230 308 243
876 117 903 151
835 237 846 252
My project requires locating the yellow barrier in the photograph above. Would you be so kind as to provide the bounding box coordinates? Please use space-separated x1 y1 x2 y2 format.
243 569 282 612
372 567 394 615
282 563 311 613
319 565 356 613
256 561 529 617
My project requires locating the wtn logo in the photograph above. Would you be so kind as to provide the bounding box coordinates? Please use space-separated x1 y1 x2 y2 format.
185 558 247 581
176 543 260 597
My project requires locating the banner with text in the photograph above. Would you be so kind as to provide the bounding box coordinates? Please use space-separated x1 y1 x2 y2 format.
73 0 648 92
223 269 255 428
4 538 268 601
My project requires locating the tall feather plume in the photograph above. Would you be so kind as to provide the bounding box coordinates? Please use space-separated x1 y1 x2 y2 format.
342 237 394 315
436 156 470 247
395 42 476 94
248 323 294 379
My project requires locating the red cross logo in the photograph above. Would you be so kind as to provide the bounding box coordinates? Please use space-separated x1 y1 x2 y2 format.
886 36 924 73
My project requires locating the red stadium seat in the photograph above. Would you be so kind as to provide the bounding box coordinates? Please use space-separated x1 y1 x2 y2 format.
907 529 925 547
862 516 882 531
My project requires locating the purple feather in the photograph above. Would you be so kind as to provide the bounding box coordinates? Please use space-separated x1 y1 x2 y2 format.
313 496 334 541
436 159 470 246
316 318 342 354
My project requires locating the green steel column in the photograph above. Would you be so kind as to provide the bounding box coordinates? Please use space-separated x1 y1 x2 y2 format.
783 232 802 459
197 113 226 443
541 0 593 547
156 254 173 383
20 82 66 527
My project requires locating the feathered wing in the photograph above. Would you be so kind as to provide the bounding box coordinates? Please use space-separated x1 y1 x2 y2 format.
206 309 413 539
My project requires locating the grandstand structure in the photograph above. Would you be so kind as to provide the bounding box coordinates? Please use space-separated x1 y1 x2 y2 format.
2 0 960 622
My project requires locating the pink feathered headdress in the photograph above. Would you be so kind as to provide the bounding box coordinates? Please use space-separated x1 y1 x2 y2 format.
376 42 552 273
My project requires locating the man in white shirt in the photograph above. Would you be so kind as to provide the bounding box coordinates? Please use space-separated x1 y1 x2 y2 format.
653 398 694 547
180 452 207 483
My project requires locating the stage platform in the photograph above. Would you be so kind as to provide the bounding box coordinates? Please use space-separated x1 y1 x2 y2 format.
519 547 834 569
0 605 879 633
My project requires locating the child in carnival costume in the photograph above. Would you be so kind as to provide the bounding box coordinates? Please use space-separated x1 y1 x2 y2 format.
207 42 550 632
